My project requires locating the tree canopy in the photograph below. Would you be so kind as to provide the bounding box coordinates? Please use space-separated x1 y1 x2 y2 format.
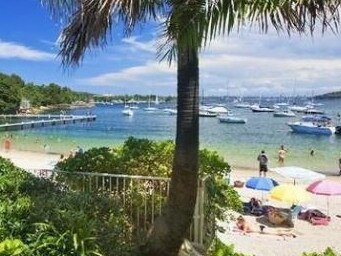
0 73 92 113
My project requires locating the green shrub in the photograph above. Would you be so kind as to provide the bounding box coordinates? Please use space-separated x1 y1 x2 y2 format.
0 156 133 256
302 248 340 256
207 239 248 256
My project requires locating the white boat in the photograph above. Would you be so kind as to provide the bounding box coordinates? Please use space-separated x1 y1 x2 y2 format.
130 105 139 110
144 95 158 112
234 102 251 108
273 110 296 117
301 115 331 122
199 111 217 117
275 102 290 107
207 106 229 114
163 108 177 115
289 105 308 112
287 122 335 135
251 105 275 112
122 108 134 116
218 115 247 124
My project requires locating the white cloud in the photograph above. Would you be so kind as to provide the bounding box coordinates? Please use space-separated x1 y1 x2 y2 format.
122 37 156 53
0 40 55 61
80 30 341 96
82 60 175 86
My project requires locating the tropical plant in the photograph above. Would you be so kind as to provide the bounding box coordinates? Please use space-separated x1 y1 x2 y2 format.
41 0 341 254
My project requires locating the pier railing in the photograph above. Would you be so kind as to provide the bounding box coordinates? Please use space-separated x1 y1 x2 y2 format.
28 169 213 248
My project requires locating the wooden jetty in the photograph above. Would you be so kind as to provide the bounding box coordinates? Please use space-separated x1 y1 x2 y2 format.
0 114 96 131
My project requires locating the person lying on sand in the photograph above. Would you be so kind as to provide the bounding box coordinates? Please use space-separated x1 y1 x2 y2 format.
235 215 297 238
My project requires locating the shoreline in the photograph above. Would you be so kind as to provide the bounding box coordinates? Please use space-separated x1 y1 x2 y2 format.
1 147 339 179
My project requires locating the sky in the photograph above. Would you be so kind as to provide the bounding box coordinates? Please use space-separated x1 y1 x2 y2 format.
0 1 341 96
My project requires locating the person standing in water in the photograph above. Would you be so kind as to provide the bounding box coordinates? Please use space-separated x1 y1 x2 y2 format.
257 150 269 177
278 145 287 165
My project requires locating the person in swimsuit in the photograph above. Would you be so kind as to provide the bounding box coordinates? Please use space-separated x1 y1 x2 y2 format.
257 150 268 177
236 215 252 234
278 145 287 164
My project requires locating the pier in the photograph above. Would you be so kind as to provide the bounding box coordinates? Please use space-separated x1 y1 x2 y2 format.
0 114 96 131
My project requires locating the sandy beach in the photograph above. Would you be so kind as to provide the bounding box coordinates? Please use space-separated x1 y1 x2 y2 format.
219 168 341 256
0 149 60 170
1 148 341 255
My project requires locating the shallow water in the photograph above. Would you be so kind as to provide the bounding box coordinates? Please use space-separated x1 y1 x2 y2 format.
1 99 341 174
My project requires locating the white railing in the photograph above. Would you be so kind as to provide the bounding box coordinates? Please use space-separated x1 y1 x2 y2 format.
28 169 210 247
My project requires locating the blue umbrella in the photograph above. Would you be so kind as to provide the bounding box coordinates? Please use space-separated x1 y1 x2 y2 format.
246 177 279 191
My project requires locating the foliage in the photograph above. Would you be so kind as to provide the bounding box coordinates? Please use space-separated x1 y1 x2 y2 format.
302 248 340 256
0 72 92 113
207 239 248 256
56 137 242 219
0 156 133 256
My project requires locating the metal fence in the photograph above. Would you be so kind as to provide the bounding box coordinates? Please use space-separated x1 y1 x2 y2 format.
28 169 211 247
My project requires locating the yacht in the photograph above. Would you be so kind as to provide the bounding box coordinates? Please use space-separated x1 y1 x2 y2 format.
218 115 247 124
287 122 335 135
144 95 158 112
273 110 296 117
207 106 229 114
122 108 134 116
234 102 251 108
199 111 218 117
301 115 331 122
251 105 275 112
289 105 308 112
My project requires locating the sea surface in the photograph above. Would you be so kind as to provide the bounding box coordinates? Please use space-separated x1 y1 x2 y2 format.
1 98 341 174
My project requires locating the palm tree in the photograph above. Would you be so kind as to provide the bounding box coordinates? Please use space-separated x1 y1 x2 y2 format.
42 1 340 255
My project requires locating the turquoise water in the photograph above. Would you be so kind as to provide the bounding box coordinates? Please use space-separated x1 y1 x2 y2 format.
1 99 341 174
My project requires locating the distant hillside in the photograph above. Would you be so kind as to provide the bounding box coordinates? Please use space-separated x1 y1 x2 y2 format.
0 72 92 114
315 91 341 99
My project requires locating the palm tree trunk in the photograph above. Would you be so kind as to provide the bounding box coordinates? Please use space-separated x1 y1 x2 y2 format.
140 46 199 256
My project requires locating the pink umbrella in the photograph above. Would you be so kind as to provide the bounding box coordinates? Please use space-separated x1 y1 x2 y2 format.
307 180 341 215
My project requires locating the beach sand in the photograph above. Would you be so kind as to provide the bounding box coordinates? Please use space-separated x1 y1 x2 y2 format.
1 149 341 255
218 168 341 256
0 149 60 170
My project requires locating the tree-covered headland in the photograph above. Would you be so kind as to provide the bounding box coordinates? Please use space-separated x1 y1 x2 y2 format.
0 73 92 114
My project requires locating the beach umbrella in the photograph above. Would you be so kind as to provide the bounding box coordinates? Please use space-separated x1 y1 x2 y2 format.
246 177 279 191
270 184 311 204
306 180 341 215
272 166 325 184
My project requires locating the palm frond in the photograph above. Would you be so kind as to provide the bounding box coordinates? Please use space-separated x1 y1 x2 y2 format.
42 0 167 66
204 0 341 45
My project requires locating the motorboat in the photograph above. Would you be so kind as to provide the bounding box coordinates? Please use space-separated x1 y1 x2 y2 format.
251 105 275 112
122 108 134 116
199 111 218 117
287 122 335 135
207 106 229 114
163 108 177 115
289 106 308 112
273 110 296 117
234 102 251 108
218 115 247 124
301 115 331 122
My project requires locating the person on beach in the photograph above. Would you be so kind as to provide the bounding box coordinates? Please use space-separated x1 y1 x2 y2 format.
278 145 287 164
236 216 252 234
310 149 315 157
4 137 12 152
257 150 268 177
